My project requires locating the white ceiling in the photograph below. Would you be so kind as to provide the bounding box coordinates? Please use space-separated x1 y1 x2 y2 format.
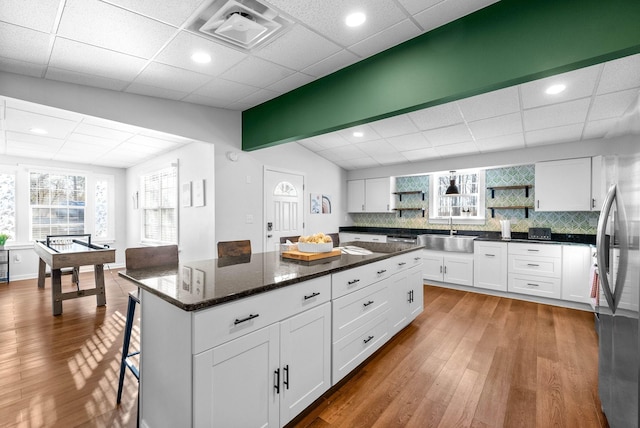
0 0 639 169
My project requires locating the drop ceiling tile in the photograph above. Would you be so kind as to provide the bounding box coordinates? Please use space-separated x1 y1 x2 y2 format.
434 141 479 157
401 147 440 162
408 103 464 130
220 56 295 87
422 123 472 146
368 114 420 138
266 0 407 47
338 124 381 143
414 0 499 32
525 123 584 146
317 144 367 162
45 67 130 91
57 0 177 58
523 98 590 131
102 0 204 26
589 89 639 121
468 112 522 140
349 19 422 58
235 88 281 106
255 25 342 70
66 133 121 147
133 62 212 93
127 135 181 150
396 0 442 15
386 132 431 151
0 22 52 64
334 157 380 170
298 133 350 151
597 53 640 94
137 128 192 144
0 57 46 78
302 49 361 77
0 0 61 32
5 108 79 139
181 93 232 108
155 31 247 76
354 139 396 156
81 116 142 133
7 146 55 159
74 123 134 142
7 99 84 122
115 141 164 154
125 82 189 101
374 152 409 165
520 65 600 109
475 133 525 152
193 78 260 102
457 87 520 122
49 38 148 81
267 72 316 93
583 118 619 140
5 131 65 149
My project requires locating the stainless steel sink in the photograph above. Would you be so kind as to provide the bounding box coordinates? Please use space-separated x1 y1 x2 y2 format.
417 234 476 253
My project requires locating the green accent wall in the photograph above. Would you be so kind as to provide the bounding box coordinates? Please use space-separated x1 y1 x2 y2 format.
242 0 640 151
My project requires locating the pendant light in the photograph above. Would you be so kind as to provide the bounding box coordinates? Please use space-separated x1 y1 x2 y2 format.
445 170 459 195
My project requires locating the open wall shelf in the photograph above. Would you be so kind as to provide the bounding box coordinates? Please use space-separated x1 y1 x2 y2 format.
392 191 425 201
392 208 425 217
487 185 532 198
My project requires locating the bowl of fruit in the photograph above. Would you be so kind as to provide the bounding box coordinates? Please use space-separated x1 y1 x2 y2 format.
296 233 334 253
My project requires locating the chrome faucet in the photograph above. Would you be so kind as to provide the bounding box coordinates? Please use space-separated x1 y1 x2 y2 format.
449 216 457 236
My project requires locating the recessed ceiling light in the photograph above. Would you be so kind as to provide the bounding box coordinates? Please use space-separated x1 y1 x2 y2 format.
345 12 366 27
545 84 566 95
353 131 364 137
191 52 212 64
29 128 48 135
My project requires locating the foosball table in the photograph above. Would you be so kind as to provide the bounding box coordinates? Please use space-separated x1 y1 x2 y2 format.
34 234 116 316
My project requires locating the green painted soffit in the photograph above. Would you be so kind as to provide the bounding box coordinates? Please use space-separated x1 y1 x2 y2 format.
242 0 640 151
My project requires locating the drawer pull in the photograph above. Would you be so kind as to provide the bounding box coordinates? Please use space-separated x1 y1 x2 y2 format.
485 254 495 257
414 256 421 261
234 313 259 325
274 368 280 394
377 269 387 275
363 335 374 344
363 300 375 307
283 365 289 390
440 266 443 274
527 283 540 287
527 249 539 252
398 262 407 266
527 263 539 267
304 292 320 300
347 279 360 285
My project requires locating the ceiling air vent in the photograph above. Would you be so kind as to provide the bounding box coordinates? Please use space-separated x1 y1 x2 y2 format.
189 0 293 51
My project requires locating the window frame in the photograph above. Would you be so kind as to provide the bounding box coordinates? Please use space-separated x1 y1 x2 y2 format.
429 169 486 225
0 169 17 243
139 162 179 245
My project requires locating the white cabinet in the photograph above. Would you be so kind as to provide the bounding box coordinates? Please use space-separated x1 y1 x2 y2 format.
422 250 473 286
339 232 387 244
507 243 562 299
591 155 605 211
389 265 424 336
535 157 592 211
194 302 331 427
473 241 508 292
561 245 593 303
346 178 392 213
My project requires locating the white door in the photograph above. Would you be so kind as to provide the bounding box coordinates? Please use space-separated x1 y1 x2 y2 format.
264 168 305 252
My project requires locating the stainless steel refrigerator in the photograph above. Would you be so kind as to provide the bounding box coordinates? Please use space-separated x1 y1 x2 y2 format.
596 151 640 428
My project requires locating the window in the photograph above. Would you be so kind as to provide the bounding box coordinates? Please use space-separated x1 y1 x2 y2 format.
30 172 86 240
94 177 111 239
141 164 178 244
0 173 16 240
429 170 485 222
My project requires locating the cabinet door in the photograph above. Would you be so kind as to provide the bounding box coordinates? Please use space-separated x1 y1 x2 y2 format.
422 250 444 282
535 158 592 211
591 155 604 211
444 254 474 286
347 179 365 212
365 177 391 212
473 241 508 291
279 303 331 426
389 270 411 336
193 324 280 428
407 265 424 319
561 245 592 303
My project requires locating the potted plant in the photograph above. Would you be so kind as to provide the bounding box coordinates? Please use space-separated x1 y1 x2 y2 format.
0 233 9 249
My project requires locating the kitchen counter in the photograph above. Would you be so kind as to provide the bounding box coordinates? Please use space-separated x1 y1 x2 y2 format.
119 242 421 311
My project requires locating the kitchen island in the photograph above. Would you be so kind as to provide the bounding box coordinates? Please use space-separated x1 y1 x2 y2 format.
119 243 423 428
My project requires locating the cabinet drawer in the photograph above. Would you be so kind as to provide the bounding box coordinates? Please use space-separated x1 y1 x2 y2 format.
390 251 423 274
508 242 561 257
508 254 561 278
332 310 389 384
332 259 392 299
193 276 330 353
508 274 561 299
332 278 389 342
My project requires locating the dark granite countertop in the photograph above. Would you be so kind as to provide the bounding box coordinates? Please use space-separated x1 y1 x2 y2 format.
118 243 422 312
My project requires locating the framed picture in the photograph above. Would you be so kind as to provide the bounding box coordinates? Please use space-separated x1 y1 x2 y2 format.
182 266 192 292
322 195 332 214
193 179 205 207
310 194 321 214
182 182 192 207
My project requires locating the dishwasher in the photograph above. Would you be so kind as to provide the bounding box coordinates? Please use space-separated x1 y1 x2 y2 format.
387 235 418 244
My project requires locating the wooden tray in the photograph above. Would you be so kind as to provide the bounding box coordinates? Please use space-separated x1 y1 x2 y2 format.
281 248 341 261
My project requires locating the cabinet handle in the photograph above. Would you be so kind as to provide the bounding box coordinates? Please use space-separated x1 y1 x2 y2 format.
440 266 443 273
377 269 387 275
398 262 407 266
537 200 540 208
304 292 320 300
592 198 596 209
527 249 539 252
361 204 365 211
363 300 374 307
444 266 447 274
234 313 259 325
485 254 495 257
283 365 289 390
408 290 413 303
373 238 380 241
348 278 360 285
527 283 540 287
527 263 539 267
414 257 421 261
274 368 280 394
363 335 374 344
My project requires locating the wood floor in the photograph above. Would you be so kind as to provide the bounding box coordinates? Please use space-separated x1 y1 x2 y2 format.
1 273 607 427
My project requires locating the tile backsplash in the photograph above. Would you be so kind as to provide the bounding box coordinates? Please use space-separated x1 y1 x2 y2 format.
351 165 599 235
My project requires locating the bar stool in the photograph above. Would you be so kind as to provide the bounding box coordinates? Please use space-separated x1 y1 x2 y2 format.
117 289 140 405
